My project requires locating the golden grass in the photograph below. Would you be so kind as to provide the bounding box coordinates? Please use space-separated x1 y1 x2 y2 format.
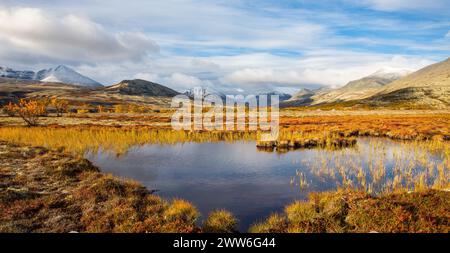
293 138 450 193
280 113 450 140
202 210 238 233
163 199 199 225
250 189 450 233
0 126 256 154
0 125 358 155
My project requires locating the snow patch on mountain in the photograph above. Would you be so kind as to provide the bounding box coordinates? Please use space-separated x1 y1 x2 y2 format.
183 87 226 99
36 65 102 87
0 65 102 87
369 68 412 80
0 66 35 80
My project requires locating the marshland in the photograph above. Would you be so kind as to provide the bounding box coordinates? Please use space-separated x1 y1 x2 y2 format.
0 108 449 232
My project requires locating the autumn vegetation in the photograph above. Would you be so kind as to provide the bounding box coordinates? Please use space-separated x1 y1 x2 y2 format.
0 141 226 232
3 99 46 126
0 100 449 233
1 139 448 233
202 210 238 233
249 189 449 233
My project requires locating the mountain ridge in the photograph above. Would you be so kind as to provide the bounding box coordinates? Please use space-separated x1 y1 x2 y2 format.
309 69 410 104
105 79 179 97
0 65 102 88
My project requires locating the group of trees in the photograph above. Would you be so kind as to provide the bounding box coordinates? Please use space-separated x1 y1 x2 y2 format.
3 98 69 126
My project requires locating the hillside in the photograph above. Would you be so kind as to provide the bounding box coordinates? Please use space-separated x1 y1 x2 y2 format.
281 88 315 107
0 78 177 108
281 58 450 109
365 58 450 108
310 69 409 104
378 58 450 94
105 79 179 97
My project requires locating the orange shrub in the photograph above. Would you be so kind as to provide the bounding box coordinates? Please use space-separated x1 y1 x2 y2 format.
11 99 46 126
50 98 69 117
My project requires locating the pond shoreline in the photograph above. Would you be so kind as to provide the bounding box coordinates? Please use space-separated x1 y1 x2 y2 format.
1 140 449 232
0 141 201 232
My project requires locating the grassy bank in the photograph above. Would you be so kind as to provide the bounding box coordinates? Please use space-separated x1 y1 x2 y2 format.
250 189 450 233
0 141 203 232
1 141 448 233
0 126 256 154
0 126 358 154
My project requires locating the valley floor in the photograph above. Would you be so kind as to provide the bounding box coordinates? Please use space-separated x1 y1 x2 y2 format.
0 109 449 232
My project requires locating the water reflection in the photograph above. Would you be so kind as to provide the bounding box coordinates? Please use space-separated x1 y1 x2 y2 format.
86 138 448 231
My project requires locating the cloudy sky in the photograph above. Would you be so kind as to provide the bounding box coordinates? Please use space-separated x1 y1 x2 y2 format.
0 0 449 93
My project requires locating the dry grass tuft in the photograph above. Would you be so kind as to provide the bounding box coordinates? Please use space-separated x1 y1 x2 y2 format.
250 190 450 233
248 213 288 233
202 209 237 233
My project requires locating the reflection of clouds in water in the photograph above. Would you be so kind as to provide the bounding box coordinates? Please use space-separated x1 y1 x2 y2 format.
86 149 164 185
85 138 448 230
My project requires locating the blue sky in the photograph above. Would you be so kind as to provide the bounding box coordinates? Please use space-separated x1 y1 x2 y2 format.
0 0 449 93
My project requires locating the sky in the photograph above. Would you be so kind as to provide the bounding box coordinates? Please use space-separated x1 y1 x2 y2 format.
0 0 449 93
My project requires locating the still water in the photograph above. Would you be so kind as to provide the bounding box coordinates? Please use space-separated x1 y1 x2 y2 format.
86 138 447 231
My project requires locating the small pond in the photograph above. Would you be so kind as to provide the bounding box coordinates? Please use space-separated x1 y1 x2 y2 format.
86 138 447 231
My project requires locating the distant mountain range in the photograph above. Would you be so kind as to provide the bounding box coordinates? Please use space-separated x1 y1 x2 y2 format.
282 88 315 107
183 87 226 100
256 91 291 101
282 57 450 108
0 65 102 87
182 88 291 106
1 57 449 109
365 58 450 108
0 78 179 108
0 67 35 80
309 68 411 105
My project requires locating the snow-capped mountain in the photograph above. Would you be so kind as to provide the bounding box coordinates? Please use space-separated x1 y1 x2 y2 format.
35 65 102 87
0 65 102 87
183 87 227 100
0 66 35 80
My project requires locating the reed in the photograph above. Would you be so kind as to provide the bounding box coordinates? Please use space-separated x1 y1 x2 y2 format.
292 138 449 193
0 126 258 155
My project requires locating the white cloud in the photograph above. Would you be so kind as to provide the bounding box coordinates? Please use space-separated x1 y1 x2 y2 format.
0 1 447 94
133 71 210 91
223 69 303 86
134 72 160 82
165 73 204 88
74 50 436 93
0 6 158 64
221 53 434 89
355 0 448 11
